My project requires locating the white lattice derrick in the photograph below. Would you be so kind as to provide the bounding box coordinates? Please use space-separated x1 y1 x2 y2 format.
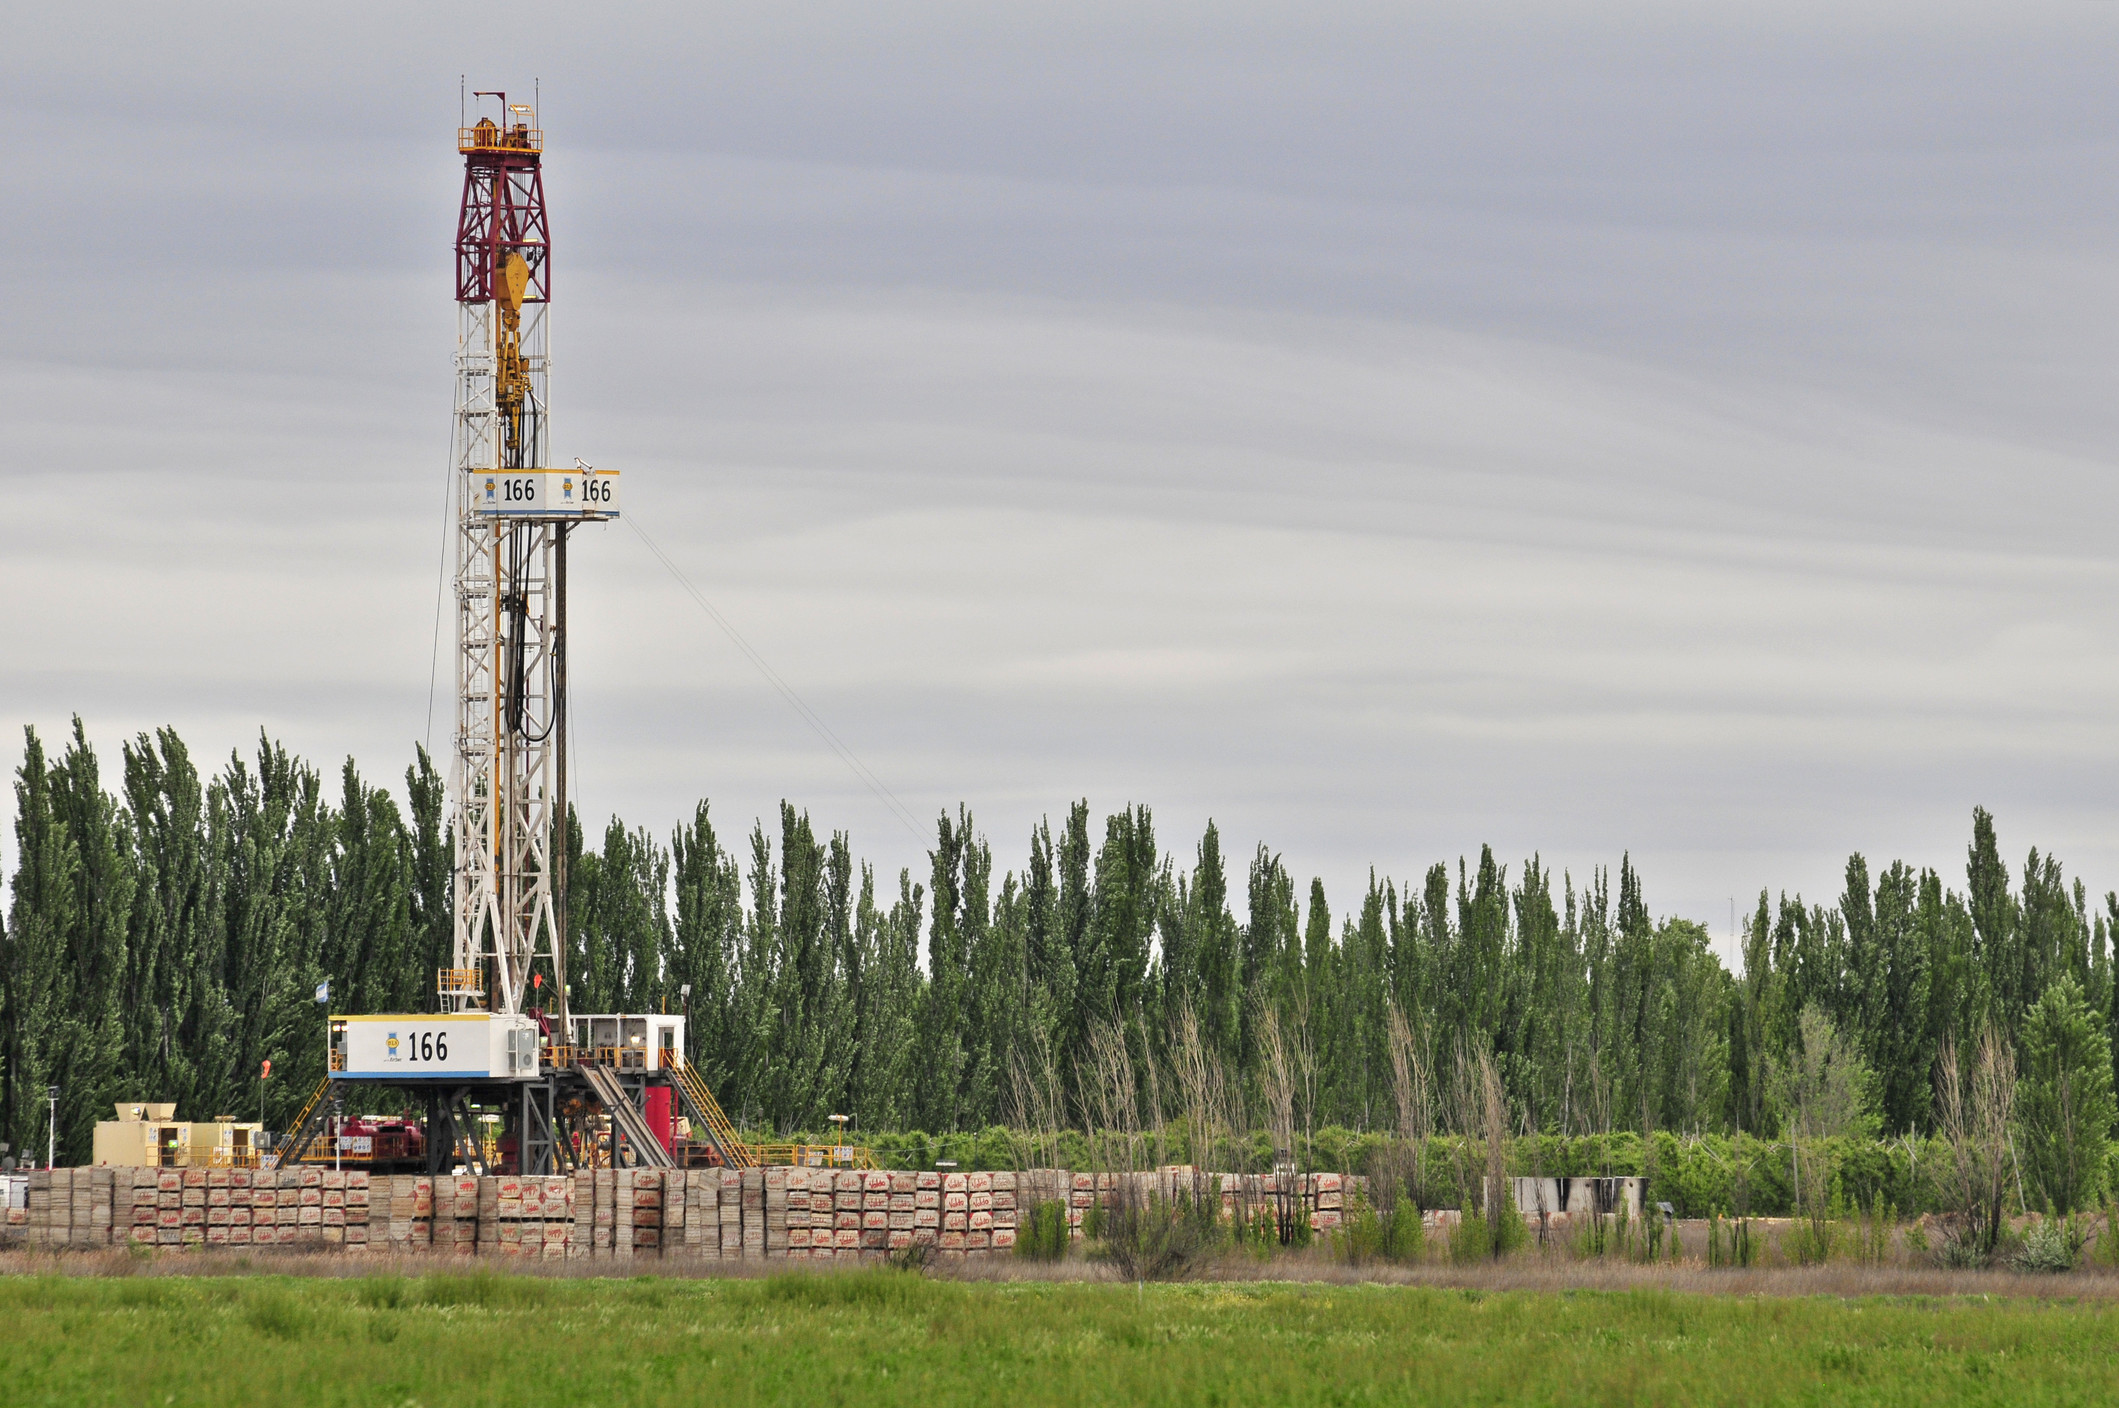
449 288 560 1020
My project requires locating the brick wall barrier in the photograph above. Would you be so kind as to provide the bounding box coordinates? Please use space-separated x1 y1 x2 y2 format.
4 1165 1381 1258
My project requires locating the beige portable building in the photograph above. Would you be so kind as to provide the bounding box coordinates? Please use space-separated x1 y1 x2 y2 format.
93 1105 265 1168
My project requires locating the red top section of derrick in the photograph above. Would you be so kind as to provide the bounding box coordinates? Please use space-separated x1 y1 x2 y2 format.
456 116 551 305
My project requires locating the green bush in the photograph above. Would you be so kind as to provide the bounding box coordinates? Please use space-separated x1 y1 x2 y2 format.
1079 1200 1104 1243
1232 1203 1278 1252
2014 1215 2087 1274
1383 1204 1426 1263
1449 1204 1490 1264
1784 1218 1836 1266
1333 1192 1385 1266
1707 1210 1758 1269
2098 1197 2119 1269
1088 1187 1223 1281
1572 1201 1638 1261
1491 1193 1528 1257
1015 1200 1070 1262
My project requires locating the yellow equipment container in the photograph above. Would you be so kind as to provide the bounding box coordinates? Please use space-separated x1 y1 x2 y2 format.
93 1105 265 1168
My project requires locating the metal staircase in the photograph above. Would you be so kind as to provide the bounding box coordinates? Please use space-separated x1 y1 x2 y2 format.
271 1075 341 1166
580 1064 675 1168
669 1058 755 1169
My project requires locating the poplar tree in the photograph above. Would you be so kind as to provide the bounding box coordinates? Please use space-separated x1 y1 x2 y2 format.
121 729 213 1112
852 868 922 1130
670 800 742 1091
1967 807 2014 1023
48 723 133 1153
914 808 972 1132
2017 974 2115 1213
5 728 74 1158
404 746 450 995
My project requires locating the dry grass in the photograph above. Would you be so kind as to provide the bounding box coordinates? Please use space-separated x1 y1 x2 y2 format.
11 1239 2119 1300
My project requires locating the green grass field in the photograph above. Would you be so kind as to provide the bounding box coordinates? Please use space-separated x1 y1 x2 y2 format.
5 1267 2118 1406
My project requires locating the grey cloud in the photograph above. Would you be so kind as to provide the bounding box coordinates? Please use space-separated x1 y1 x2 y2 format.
6 3 2119 958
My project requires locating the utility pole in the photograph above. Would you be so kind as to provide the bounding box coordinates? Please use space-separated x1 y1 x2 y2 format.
46 1085 59 1170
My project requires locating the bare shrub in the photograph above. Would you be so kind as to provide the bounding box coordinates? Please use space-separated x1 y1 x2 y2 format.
1169 1004 1232 1215
1385 1004 1431 1208
1007 1028 1067 1174
1934 1028 2018 1265
1476 1050 1526 1256
1094 1177 1222 1281
1073 1017 1221 1280
1259 1006 1309 1247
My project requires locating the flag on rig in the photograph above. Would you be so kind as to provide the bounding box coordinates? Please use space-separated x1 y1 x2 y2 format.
315 979 330 1004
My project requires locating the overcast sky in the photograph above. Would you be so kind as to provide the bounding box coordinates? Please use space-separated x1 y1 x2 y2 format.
8 3 2119 957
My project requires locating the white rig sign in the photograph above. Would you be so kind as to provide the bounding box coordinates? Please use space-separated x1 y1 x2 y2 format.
474 466 620 519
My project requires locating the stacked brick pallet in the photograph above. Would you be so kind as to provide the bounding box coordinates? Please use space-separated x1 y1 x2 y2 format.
942 1170 1017 1252
432 1174 480 1254
765 1168 791 1255
1312 1172 1345 1230
374 1174 436 1249
26 1168 114 1249
19 1163 1351 1259
677 1167 720 1256
612 1168 666 1257
1205 1170 1355 1234
814 1169 865 1255
28 1167 374 1249
240 1168 370 1247
491 1174 574 1258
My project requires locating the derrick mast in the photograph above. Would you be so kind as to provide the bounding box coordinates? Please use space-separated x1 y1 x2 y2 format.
447 95 616 1022
293 95 755 1180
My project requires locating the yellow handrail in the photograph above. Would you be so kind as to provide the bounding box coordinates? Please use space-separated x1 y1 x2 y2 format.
272 1075 333 1166
746 1143 878 1170
458 125 542 154
672 1058 757 1169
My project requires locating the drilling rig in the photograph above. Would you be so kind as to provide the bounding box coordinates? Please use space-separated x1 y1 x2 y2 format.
274 93 756 1177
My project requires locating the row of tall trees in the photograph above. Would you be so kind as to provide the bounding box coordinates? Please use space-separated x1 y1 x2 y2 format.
5 723 2117 1181
0 723 448 1165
